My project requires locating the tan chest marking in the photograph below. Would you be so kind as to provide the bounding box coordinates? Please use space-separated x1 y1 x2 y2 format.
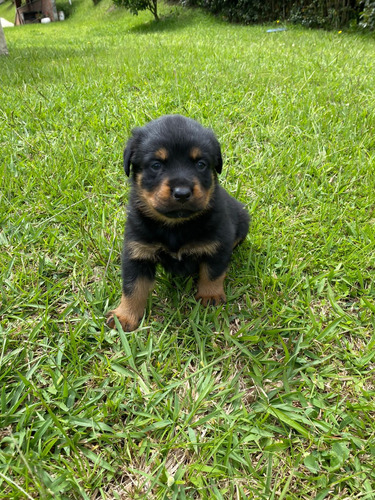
127 240 220 262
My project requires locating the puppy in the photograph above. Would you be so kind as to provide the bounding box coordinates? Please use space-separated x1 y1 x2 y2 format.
106 115 249 331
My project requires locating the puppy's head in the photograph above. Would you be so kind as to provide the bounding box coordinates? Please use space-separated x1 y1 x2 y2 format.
123 115 222 224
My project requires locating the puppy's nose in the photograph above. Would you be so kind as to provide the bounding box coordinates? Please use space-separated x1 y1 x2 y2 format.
172 186 192 203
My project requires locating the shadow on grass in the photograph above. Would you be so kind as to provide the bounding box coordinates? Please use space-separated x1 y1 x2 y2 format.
129 11 195 33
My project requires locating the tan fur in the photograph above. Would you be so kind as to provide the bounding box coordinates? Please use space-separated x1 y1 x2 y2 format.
127 241 163 261
195 263 226 306
106 278 154 331
134 172 214 226
136 172 143 189
128 240 220 262
190 147 202 160
139 179 171 210
155 147 168 160
135 186 204 226
192 174 215 210
176 240 220 260
155 179 171 202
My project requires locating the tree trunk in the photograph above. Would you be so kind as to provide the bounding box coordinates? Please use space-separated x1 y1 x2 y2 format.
151 0 159 20
0 24 9 56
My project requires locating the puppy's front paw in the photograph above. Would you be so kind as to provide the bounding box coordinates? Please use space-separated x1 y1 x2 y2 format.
106 310 139 332
106 281 153 332
195 292 226 307
196 264 227 307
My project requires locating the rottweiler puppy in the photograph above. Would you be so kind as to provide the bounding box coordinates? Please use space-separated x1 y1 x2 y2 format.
106 115 249 331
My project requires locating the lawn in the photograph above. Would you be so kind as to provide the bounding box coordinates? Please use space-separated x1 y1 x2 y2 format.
1 1 375 498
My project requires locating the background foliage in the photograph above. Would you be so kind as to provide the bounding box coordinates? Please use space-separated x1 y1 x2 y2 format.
112 0 159 20
183 0 370 29
360 0 375 30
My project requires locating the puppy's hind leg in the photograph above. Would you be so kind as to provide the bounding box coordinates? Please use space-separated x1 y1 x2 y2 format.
233 207 250 248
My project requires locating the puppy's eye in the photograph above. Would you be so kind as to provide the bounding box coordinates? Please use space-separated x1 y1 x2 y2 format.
151 162 162 172
197 160 207 171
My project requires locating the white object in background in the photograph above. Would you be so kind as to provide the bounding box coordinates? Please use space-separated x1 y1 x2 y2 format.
58 11 65 21
0 17 14 27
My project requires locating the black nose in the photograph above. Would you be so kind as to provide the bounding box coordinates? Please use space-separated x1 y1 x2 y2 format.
172 186 192 202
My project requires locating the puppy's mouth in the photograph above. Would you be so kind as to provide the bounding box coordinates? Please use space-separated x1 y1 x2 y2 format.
162 208 199 219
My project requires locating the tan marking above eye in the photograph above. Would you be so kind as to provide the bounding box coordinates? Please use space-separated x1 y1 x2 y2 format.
155 148 168 160
190 147 202 160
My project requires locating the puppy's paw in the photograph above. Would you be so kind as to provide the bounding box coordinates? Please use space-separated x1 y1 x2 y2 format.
196 265 227 307
195 292 226 307
106 310 139 332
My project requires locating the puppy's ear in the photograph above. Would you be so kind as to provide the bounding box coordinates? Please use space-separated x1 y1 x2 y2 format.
210 133 223 174
123 128 142 177
123 141 133 177
215 147 223 174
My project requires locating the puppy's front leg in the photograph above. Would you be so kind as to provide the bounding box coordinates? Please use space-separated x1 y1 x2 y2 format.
107 258 155 332
195 261 227 306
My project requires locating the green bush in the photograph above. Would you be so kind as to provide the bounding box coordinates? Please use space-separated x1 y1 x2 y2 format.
360 0 375 30
185 0 286 24
184 0 364 29
112 0 159 19
289 0 359 29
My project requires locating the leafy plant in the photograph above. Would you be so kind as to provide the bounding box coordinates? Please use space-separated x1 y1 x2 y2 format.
113 0 159 19
360 0 375 30
184 0 364 29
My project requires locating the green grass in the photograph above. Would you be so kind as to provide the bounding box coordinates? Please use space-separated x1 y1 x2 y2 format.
0 0 14 23
1 2 375 498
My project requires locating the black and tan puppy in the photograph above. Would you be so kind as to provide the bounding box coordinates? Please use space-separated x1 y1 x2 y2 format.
106 115 249 331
